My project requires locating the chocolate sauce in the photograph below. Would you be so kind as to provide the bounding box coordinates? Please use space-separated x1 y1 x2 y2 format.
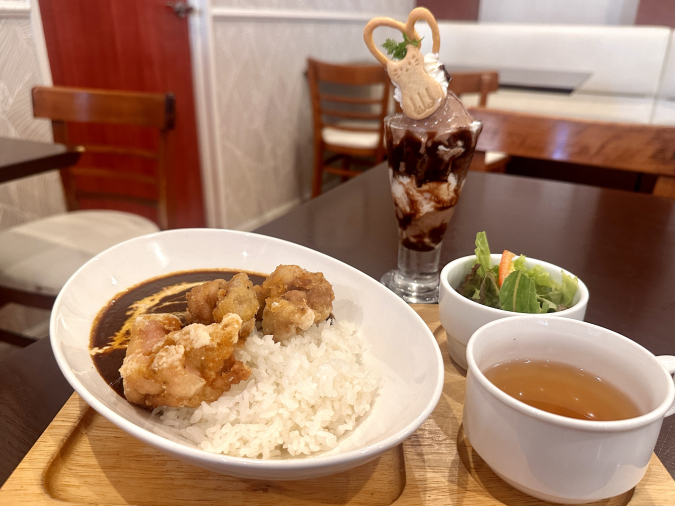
386 125 479 251
387 127 475 186
90 269 266 398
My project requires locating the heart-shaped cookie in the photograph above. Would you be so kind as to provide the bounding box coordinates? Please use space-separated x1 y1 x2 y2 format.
363 8 443 119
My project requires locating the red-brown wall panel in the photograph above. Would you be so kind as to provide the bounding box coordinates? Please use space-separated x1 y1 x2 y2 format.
417 0 480 21
636 0 675 28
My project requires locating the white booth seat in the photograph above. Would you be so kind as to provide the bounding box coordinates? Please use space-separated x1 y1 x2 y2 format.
0 210 159 296
322 120 381 150
460 90 655 124
651 33 675 125
417 23 670 96
415 22 671 125
657 32 675 100
652 100 675 125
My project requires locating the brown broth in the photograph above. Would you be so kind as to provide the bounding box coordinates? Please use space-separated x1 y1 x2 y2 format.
89 269 266 398
483 359 642 421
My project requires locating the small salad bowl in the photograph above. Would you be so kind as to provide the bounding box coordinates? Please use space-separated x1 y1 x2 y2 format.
439 254 589 370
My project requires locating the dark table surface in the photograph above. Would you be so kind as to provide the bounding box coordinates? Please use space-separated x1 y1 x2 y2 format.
1 165 674 488
0 136 81 184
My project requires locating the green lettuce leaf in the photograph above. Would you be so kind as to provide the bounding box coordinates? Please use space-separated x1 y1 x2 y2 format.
560 271 579 307
457 232 579 314
474 231 492 278
499 270 540 313
512 254 527 270
538 296 558 313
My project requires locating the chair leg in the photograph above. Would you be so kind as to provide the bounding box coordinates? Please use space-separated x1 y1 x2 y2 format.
341 156 351 182
312 142 325 198
0 328 38 347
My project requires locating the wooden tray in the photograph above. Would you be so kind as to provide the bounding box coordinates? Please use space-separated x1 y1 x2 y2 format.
2 305 674 505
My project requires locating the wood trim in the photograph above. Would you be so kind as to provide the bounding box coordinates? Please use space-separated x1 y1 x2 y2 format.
211 7 380 22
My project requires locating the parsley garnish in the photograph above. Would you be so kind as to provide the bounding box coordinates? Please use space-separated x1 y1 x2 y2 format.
382 34 422 60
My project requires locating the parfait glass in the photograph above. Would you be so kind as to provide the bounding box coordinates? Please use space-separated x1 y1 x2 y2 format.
380 112 482 303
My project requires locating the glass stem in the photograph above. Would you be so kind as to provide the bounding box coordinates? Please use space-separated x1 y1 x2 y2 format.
395 243 441 292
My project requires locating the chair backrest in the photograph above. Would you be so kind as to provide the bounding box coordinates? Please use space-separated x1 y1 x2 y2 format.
32 86 175 230
306 59 390 155
448 71 499 107
468 107 675 198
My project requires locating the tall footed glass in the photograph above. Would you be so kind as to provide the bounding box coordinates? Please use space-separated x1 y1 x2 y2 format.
381 96 482 303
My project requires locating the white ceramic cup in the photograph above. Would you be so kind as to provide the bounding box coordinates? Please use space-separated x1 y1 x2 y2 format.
439 254 589 370
463 316 675 504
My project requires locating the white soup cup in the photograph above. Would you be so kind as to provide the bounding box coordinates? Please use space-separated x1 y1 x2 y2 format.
463 316 675 504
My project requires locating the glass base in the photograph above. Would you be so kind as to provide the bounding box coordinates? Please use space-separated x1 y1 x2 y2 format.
381 269 439 304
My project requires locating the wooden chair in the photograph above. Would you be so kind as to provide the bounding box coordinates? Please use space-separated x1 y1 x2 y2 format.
447 71 499 107
307 59 390 197
467 107 675 198
0 86 175 347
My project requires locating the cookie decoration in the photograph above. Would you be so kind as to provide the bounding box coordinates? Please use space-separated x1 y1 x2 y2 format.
363 8 444 119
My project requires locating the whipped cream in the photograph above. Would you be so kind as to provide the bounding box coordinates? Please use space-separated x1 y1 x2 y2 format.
393 52 449 105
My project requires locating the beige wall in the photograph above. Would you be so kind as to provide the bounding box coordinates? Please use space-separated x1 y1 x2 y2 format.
195 0 414 230
0 1 65 233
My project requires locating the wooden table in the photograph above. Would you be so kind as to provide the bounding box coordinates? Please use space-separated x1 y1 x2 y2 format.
0 137 81 183
1 165 674 488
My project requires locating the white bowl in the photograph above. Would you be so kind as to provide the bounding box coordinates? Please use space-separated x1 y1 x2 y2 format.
464 316 675 503
439 253 589 370
50 229 444 480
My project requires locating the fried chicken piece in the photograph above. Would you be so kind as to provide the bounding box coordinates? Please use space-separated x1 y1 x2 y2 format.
186 273 259 338
262 290 316 342
258 265 335 341
120 313 251 409
186 279 227 325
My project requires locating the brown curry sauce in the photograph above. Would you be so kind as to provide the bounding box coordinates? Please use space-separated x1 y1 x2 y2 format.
89 269 266 398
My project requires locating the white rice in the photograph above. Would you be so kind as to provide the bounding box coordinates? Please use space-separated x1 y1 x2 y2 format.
155 320 379 459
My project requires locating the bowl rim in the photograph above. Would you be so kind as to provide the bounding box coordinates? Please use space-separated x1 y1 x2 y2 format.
439 253 589 317
465 315 675 431
50 228 445 471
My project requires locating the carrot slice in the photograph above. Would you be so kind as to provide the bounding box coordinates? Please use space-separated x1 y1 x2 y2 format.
498 250 515 287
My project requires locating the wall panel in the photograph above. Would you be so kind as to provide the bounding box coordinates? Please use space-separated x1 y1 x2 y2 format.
0 1 64 233
194 0 413 230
